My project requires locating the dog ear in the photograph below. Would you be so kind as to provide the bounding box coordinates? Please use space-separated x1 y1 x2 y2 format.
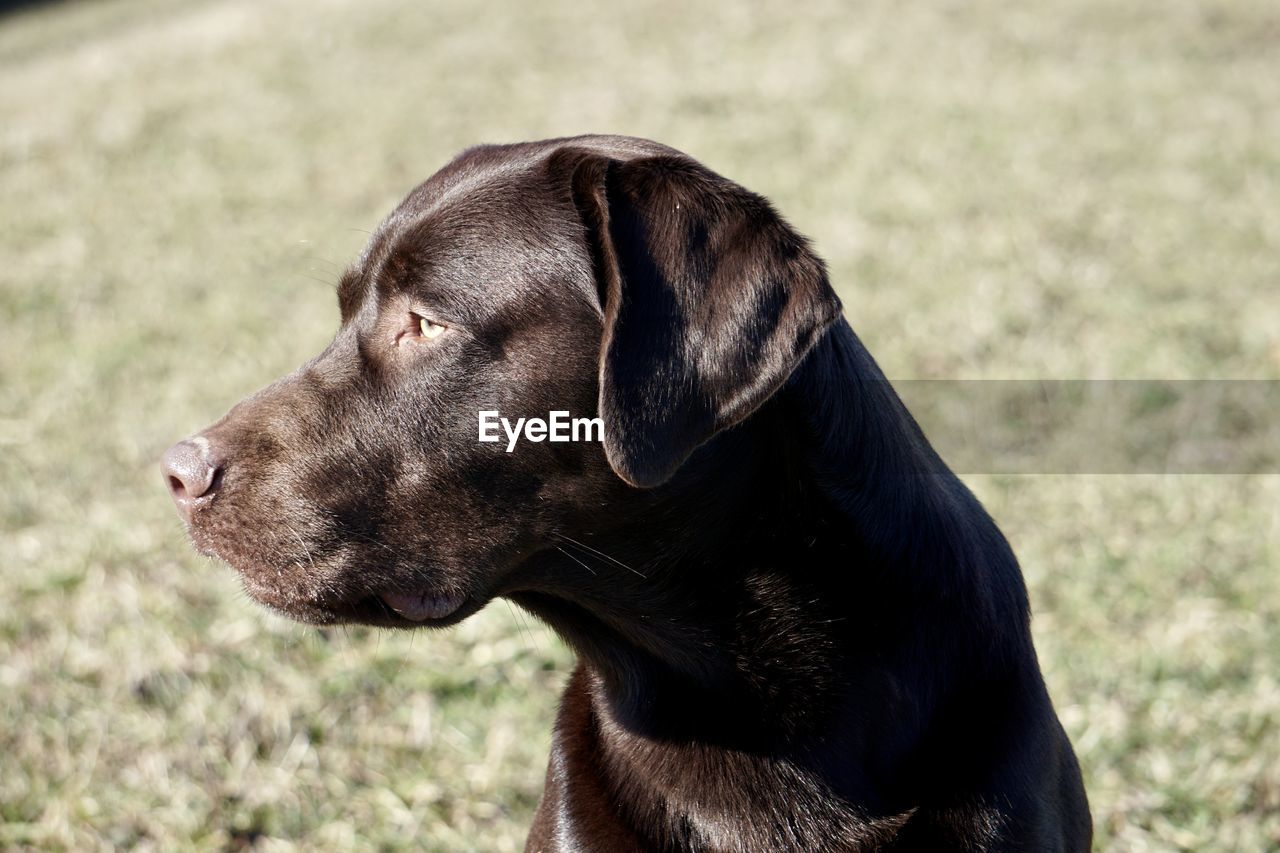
556 148 843 488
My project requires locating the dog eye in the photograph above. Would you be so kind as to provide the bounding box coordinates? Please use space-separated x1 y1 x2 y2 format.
401 314 448 345
418 316 447 340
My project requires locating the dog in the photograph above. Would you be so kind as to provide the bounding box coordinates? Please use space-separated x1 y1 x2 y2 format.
162 135 1091 851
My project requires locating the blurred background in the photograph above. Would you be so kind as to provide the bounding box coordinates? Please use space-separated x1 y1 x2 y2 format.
2 0 1277 849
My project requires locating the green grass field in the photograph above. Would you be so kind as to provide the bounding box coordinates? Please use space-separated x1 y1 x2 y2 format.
2 0 1278 849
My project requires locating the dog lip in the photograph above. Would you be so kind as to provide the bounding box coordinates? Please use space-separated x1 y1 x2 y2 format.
380 590 467 622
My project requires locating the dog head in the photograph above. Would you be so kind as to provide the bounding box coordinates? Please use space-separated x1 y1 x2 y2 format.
162 135 840 626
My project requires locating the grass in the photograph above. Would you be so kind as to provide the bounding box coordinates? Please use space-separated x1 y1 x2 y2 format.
1 0 1278 849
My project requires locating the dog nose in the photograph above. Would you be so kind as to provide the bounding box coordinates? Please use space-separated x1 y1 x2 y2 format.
162 438 222 520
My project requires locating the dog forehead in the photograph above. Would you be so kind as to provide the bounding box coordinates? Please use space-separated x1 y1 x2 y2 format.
335 174 552 317
362 135 681 273
374 185 574 299
399 149 539 222
378 167 542 259
388 134 681 224
341 135 683 318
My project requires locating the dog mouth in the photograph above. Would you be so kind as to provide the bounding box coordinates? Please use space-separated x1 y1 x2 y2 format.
243 578 479 629
241 584 480 629
195 544 469 627
379 589 468 622
190 528 482 628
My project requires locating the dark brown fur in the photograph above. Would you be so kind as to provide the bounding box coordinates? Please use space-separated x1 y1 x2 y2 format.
164 135 1091 851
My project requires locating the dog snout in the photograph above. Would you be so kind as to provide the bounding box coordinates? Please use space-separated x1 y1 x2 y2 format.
162 437 223 520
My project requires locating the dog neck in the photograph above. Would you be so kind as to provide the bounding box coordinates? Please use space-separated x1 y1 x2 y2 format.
510 323 1036 752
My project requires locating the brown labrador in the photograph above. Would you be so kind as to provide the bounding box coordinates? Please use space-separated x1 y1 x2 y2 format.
163 135 1091 851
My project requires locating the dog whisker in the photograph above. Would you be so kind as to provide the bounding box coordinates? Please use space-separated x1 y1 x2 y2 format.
552 533 646 578
554 545 598 576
